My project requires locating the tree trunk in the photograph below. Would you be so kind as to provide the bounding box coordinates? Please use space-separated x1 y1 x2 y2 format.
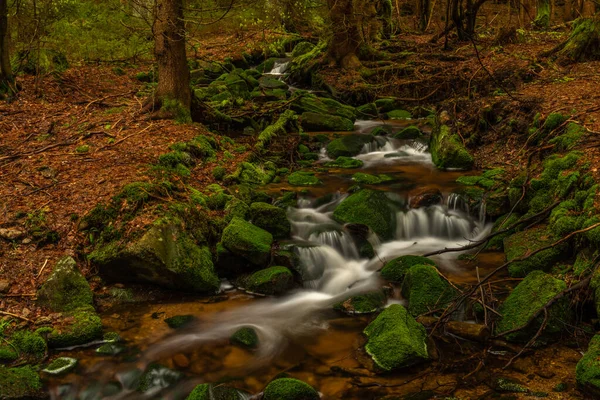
0 0 13 88
417 0 431 31
543 17 600 63
326 0 362 68
534 0 550 28
153 0 191 113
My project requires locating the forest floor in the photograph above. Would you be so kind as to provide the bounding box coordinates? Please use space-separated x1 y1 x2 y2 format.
1 27 599 329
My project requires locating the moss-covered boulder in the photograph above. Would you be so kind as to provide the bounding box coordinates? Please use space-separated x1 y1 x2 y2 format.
294 95 356 121
380 255 436 282
288 171 322 186
576 335 600 398
363 304 429 371
230 327 259 349
430 122 474 170
301 112 354 132
401 264 457 317
292 41 316 57
186 384 246 400
47 310 103 348
324 156 363 169
37 256 94 312
222 218 273 266
11 330 46 360
394 125 422 139
333 189 395 240
164 315 195 329
495 270 571 343
92 221 220 293
352 173 392 185
326 134 374 158
357 103 378 118
249 202 291 239
387 109 412 120
263 378 319 400
246 266 293 295
334 290 387 314
42 357 78 376
259 76 288 90
0 366 44 399
503 226 567 277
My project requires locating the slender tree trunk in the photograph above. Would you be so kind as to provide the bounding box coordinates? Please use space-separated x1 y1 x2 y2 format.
417 0 431 31
326 0 362 68
0 0 13 87
153 0 191 111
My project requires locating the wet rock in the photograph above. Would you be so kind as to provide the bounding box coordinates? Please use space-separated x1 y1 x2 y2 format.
408 187 443 208
187 384 250 400
95 343 125 356
173 353 190 368
301 112 354 132
42 357 78 376
334 290 387 314
352 173 392 185
245 266 293 295
0 227 25 241
0 279 10 293
495 271 571 343
91 221 220 293
418 317 490 342
259 76 287 90
37 256 94 312
164 315 195 329
0 365 45 399
324 156 364 169
576 335 600 397
371 125 392 136
401 264 457 317
287 171 322 186
380 255 436 283
230 327 259 349
138 364 182 393
221 217 273 266
503 226 567 277
356 102 378 119
345 223 375 258
326 134 374 158
333 189 396 240
363 304 429 371
249 202 291 239
386 109 412 120
263 378 320 400
430 118 474 170
47 310 103 348
394 125 422 139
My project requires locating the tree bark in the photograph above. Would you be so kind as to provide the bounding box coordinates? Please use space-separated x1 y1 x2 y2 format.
417 0 431 31
153 0 191 112
534 0 550 28
0 0 13 87
326 0 362 68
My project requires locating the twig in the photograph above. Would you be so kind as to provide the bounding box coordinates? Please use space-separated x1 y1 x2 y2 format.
37 259 49 279
0 311 33 323
96 124 153 151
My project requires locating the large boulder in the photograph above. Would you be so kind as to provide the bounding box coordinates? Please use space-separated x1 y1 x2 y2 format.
408 187 443 208
301 112 354 132
47 310 103 348
91 221 220 293
333 189 395 240
430 118 474 170
245 266 294 295
503 226 567 277
401 264 457 317
294 95 356 121
38 256 94 312
0 366 44 399
249 202 291 239
263 378 319 400
380 255 436 283
363 304 429 371
576 335 600 398
326 134 374 158
221 217 273 266
495 270 571 343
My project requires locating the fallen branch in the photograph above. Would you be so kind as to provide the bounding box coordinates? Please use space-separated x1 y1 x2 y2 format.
0 311 33 323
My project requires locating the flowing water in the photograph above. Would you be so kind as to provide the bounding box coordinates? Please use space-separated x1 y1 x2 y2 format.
48 116 516 399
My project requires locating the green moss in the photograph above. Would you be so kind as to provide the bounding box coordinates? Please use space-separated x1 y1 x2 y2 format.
496 271 571 343
549 122 586 151
263 378 319 400
0 346 18 361
42 357 78 375
76 145 90 153
301 112 354 132
375 98 398 112
486 213 521 250
293 95 356 121
401 264 457 317
548 200 582 236
363 304 429 371
430 124 474 170
503 227 567 277
47 311 102 348
357 103 378 118
230 327 259 349
226 162 275 185
0 366 42 399
161 98 192 124
249 202 291 239
495 378 528 393
12 330 46 358
576 335 600 397
187 384 210 400
387 109 412 119
324 156 364 169
246 266 293 295
37 256 94 312
326 134 373 158
288 171 322 186
333 189 395 239
334 291 386 314
352 173 392 185
212 166 226 180
164 315 195 329
256 110 297 151
224 197 249 223
393 125 422 139
371 125 393 136
95 343 125 355
544 112 567 132
292 41 316 57
380 255 436 282
221 217 273 266
553 382 567 392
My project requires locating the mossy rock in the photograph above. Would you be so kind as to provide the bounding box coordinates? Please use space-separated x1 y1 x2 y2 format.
221 217 273 266
288 171 321 186
326 134 374 158
503 226 567 277
333 189 395 240
394 125 422 139
37 256 94 312
0 366 43 399
249 202 291 239
224 197 250 223
363 304 429 371
95 343 125 356
576 335 600 398
246 266 293 295
374 98 398 113
226 162 276 186
138 364 182 393
401 264 457 317
380 255 436 282
164 315 195 329
301 112 354 132
324 156 364 169
0 346 18 361
259 76 288 90
371 125 393 136
91 221 220 293
42 357 78 376
292 41 316 57
357 102 378 118
263 378 319 400
186 384 246 400
293 95 356 121
486 213 521 250
352 173 392 185
430 123 474 170
48 310 103 348
334 290 387 314
230 327 259 349
495 270 571 343
387 109 412 120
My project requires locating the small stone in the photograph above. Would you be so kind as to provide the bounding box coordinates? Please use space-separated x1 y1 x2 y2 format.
173 353 190 368
409 187 443 208
536 369 555 379
21 308 31 317
22 238 32 244
42 357 78 376
0 280 10 293
0 227 25 241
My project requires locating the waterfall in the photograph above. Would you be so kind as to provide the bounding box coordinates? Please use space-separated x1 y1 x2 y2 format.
268 61 289 76
395 205 475 240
